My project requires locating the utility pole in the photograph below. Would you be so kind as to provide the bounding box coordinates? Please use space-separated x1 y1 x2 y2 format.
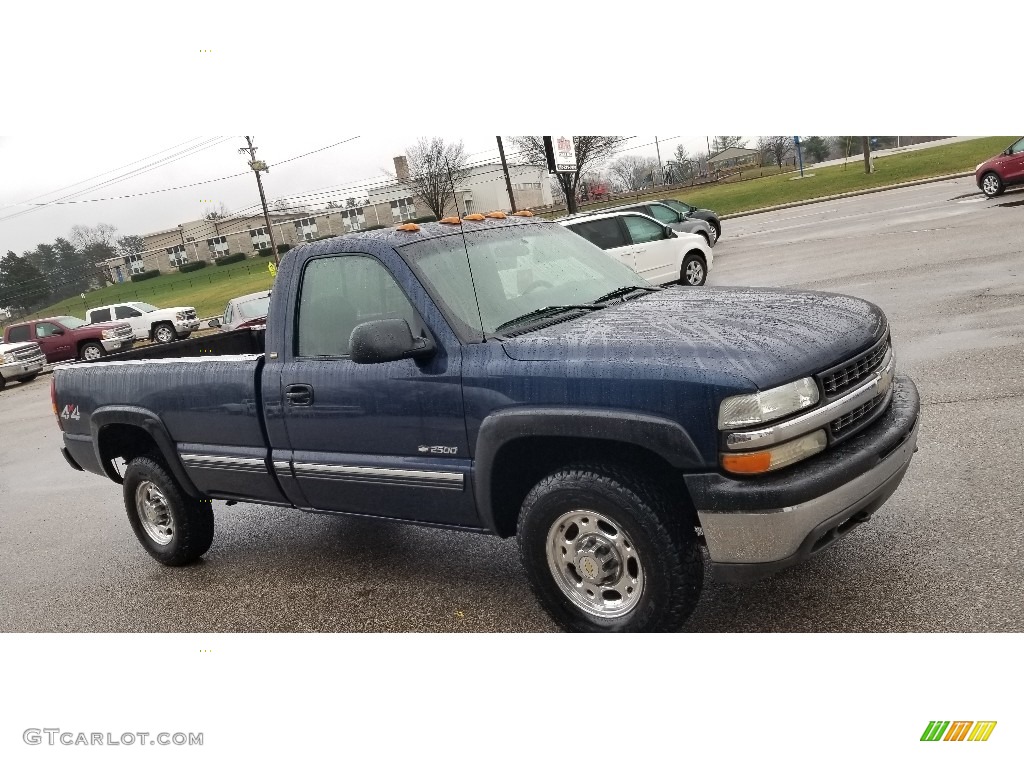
496 136 517 213
862 137 872 174
654 136 662 185
239 136 281 266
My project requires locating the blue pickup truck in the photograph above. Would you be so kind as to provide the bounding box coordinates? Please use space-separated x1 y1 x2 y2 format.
53 214 921 632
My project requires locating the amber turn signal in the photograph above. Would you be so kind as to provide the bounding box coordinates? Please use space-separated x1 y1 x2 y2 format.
513 210 534 217
396 223 420 231
440 216 461 224
485 211 507 219
720 452 773 474
463 213 485 221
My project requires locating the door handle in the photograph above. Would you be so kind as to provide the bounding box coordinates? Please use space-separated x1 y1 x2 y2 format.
285 384 314 406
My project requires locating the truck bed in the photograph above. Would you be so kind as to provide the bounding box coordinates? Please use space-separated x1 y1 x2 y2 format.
83 326 265 362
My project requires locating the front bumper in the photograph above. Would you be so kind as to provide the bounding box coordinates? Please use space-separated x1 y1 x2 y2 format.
0 354 45 379
175 320 200 333
101 337 136 353
688 375 920 582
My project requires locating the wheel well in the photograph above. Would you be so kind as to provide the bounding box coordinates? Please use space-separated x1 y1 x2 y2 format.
685 249 706 262
487 437 696 537
97 424 162 481
78 339 101 354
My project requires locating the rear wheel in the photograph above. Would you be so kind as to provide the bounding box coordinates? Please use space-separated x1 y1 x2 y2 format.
709 220 721 244
516 464 703 632
0 374 6 391
681 253 707 286
123 456 214 566
80 342 104 361
154 323 176 344
981 172 1003 198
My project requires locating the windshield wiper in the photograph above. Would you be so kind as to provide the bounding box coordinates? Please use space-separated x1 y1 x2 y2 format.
592 285 661 304
494 304 605 335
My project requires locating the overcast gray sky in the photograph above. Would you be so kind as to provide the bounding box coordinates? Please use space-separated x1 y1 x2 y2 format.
0 134 718 255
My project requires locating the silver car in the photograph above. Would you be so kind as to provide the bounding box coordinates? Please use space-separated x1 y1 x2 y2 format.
589 201 717 245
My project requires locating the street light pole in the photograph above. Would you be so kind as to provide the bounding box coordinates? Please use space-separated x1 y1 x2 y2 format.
496 136 517 213
239 136 281 266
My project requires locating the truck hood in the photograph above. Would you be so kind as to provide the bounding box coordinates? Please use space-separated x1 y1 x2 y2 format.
501 287 887 390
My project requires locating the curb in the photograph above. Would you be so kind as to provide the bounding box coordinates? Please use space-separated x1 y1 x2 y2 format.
720 172 976 220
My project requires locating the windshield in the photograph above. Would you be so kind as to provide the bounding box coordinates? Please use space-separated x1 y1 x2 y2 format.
400 223 650 340
54 316 86 329
132 302 159 313
662 199 694 214
236 295 271 319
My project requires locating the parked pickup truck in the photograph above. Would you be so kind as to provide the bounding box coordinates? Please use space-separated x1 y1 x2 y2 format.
4 315 135 363
53 215 921 632
0 340 47 390
86 301 200 343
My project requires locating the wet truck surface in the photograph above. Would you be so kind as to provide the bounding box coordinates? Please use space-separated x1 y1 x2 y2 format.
53 215 920 632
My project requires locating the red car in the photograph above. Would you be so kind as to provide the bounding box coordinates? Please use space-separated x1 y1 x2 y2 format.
3 315 135 363
975 137 1024 198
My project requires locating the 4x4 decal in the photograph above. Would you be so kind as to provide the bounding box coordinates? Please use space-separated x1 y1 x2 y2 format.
60 404 81 421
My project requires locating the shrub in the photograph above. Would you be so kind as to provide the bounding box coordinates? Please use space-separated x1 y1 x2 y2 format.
276 244 292 254
410 215 437 224
130 269 161 282
178 261 208 273
214 252 247 267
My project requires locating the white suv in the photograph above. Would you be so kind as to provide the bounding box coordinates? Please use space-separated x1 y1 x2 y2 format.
558 210 713 286
86 302 200 344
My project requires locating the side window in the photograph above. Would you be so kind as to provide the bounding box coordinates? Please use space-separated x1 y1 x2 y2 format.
91 308 112 323
7 325 30 342
1011 137 1024 154
568 218 627 250
297 255 421 358
623 215 668 245
115 306 142 319
35 322 61 338
224 305 234 326
647 204 679 224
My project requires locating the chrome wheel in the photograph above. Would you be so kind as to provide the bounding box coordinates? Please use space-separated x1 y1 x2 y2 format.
684 258 705 286
82 345 102 361
135 480 174 545
545 509 644 619
981 173 1002 198
155 325 174 343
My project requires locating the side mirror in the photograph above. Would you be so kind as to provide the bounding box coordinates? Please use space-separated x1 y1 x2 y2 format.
349 319 435 364
51 329 65 336
209 318 221 328
663 225 676 238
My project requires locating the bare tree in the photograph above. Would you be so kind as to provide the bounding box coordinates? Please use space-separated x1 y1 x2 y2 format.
758 136 794 168
399 137 471 220
70 223 118 287
712 136 746 153
203 202 231 221
511 136 625 213
609 155 659 192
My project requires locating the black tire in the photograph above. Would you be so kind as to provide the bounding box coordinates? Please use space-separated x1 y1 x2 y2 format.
0 374 6 391
16 373 39 384
178 332 191 340
122 456 214 566
79 342 104 361
516 463 703 632
154 323 177 344
700 230 713 247
681 253 707 286
709 220 722 244
980 172 1004 198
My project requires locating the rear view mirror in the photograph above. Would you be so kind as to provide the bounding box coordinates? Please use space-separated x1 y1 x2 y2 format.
349 319 435 364
663 225 676 239
209 318 221 328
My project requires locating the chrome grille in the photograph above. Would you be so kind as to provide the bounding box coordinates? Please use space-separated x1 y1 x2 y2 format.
183 309 197 320
821 337 890 397
12 344 43 362
831 392 887 436
116 324 134 338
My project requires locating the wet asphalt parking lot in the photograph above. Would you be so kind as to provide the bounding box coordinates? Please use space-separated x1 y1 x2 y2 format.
1 176 1022 632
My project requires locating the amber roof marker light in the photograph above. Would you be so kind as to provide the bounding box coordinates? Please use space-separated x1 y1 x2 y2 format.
395 223 420 232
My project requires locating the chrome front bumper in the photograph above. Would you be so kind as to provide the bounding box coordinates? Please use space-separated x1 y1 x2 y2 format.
692 375 920 582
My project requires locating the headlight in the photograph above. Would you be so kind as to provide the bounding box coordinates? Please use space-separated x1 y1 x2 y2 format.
101 329 114 339
0 353 8 364
718 377 819 429
721 429 828 474
175 312 185 320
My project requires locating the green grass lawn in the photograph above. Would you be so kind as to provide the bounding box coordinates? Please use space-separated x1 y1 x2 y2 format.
549 136 1014 219
13 256 278 327
8 137 1012 333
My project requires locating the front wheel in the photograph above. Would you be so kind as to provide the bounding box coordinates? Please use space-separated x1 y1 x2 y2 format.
79 342 104 361
154 323 177 344
516 464 703 632
981 172 1003 198
123 456 214 566
17 373 39 383
681 253 707 286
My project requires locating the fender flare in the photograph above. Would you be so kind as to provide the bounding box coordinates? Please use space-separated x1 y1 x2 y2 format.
89 406 201 497
473 407 704 535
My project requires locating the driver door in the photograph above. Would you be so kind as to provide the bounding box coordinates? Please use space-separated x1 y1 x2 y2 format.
621 214 677 284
